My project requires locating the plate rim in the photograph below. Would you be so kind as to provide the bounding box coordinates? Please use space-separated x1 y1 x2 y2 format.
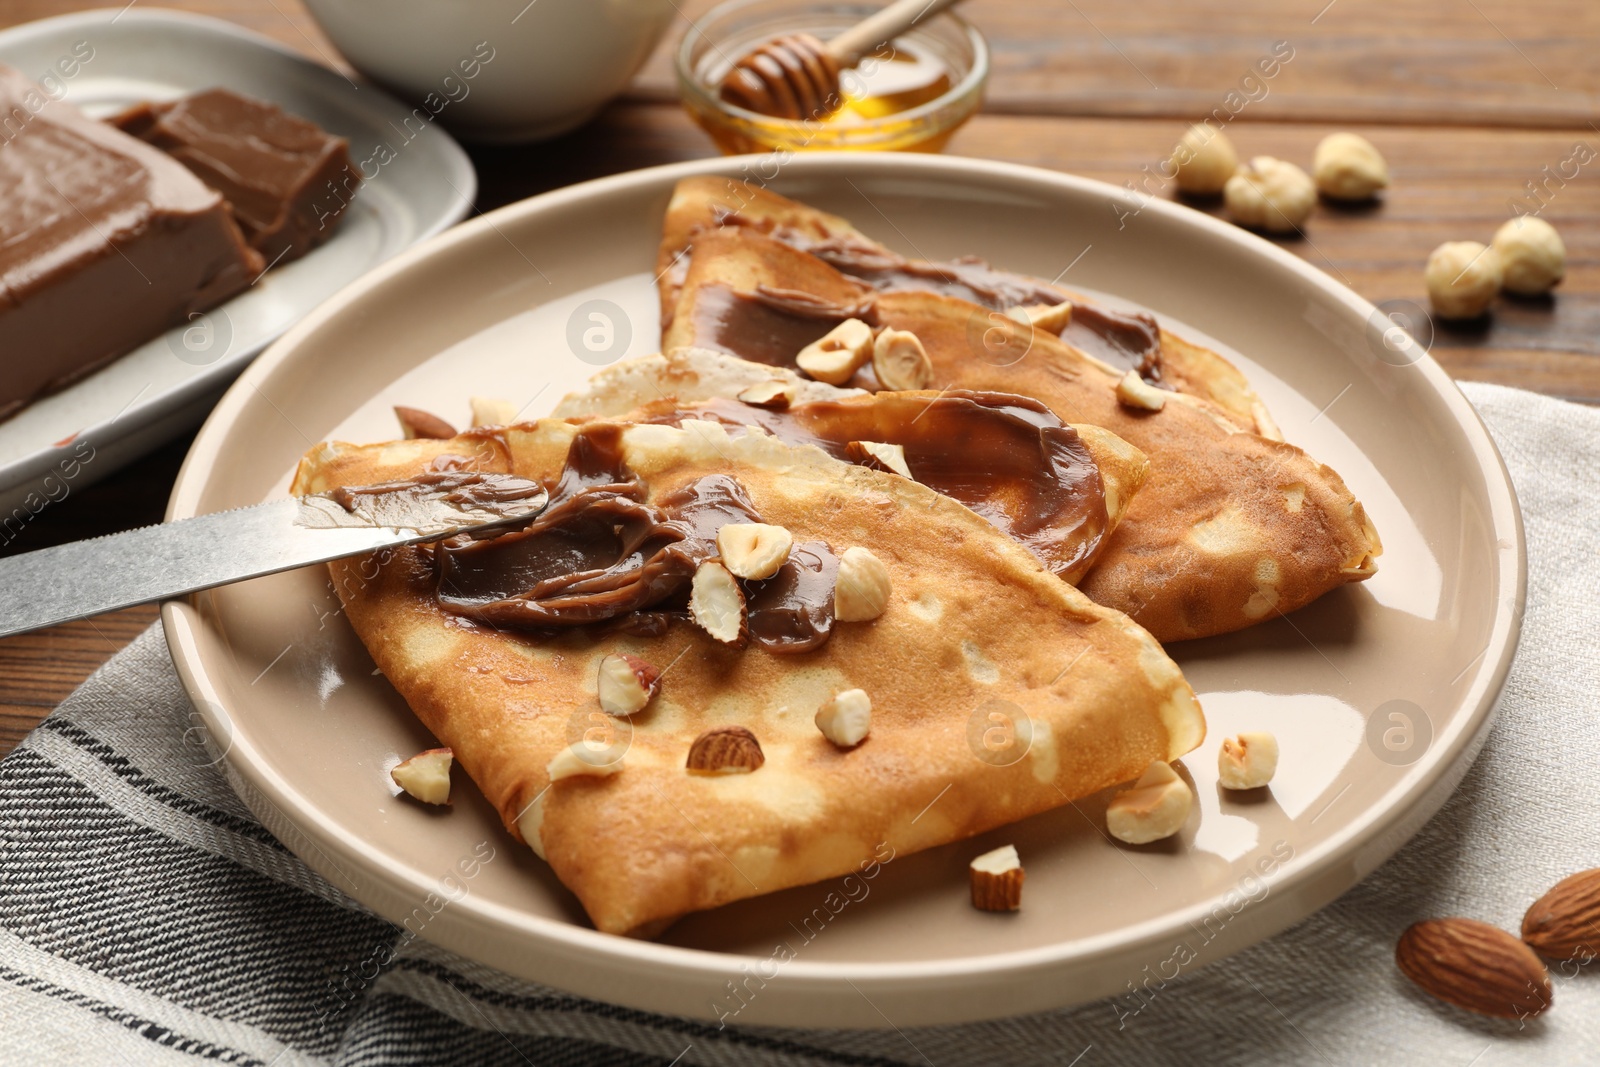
161 151 1526 1019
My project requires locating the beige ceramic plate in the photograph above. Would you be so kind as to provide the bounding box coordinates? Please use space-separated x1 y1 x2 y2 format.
163 154 1523 1029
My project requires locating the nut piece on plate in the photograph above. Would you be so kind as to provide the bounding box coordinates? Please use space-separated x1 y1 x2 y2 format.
796 318 875 385
1425 241 1502 319
717 522 793 580
1106 760 1193 844
469 396 517 427
1115 370 1167 412
1521 868 1600 960
1313 132 1390 201
1171 124 1239 196
1396 918 1552 1019
815 688 872 748
391 747 453 805
597 653 661 717
690 561 747 645
834 546 891 622
1005 300 1073 333
394 405 456 440
737 378 799 410
846 440 912 479
547 742 624 781
969 844 1025 911
1492 217 1566 296
872 328 934 391
1217 731 1279 790
1224 156 1316 233
687 724 765 774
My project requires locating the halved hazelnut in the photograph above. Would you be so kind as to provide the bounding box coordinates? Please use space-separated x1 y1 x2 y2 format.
834 546 891 622
395 405 456 440
716 522 793 580
547 742 624 781
469 396 517 427
1106 761 1193 844
1218 731 1279 790
689 561 747 645
846 440 912 479
871 329 934 391
597 653 661 717
1115 370 1167 412
796 319 875 385
687 724 765 774
391 747 453 804
970 844 1024 911
1009 301 1073 334
737 379 799 410
815 688 872 747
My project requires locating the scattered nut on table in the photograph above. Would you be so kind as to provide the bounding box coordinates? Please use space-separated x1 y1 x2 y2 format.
969 844 1025 911
391 747 453 804
1425 241 1502 319
1170 124 1239 196
1217 731 1279 790
1492 217 1565 296
1224 156 1317 233
815 688 872 748
1312 132 1389 201
1106 760 1193 844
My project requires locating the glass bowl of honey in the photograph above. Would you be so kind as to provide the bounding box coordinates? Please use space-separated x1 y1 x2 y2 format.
676 0 988 154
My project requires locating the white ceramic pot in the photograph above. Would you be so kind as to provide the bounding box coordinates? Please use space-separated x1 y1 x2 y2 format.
302 0 675 143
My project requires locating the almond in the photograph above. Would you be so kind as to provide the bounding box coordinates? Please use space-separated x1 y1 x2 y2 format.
871 328 933 391
815 688 871 748
596 653 660 716
736 379 798 410
796 319 874 385
845 440 912 480
391 747 452 804
395 405 456 440
1396 918 1552 1020
1522 868 1600 961
689 561 747 645
833 546 891 622
716 522 793 580
970 844 1024 911
687 724 764 774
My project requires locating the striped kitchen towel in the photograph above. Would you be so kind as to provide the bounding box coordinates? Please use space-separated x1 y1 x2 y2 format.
1 381 1597 1066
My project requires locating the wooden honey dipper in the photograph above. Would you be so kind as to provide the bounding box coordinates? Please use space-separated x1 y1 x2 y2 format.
719 0 968 120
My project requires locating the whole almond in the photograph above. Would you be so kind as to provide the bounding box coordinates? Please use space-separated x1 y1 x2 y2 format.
1395 918 1552 1020
1522 868 1600 961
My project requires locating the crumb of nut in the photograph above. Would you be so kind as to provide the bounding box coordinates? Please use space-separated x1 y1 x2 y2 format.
597 653 661 717
717 522 793 580
1426 241 1502 319
1115 370 1167 412
469 396 517 427
1492 217 1565 296
846 440 912 479
689 561 747 645
687 725 765 774
815 688 872 747
970 844 1024 911
1217 731 1279 790
1006 301 1073 334
1171 124 1239 196
796 318 875 384
834 546 891 622
394 405 455 440
871 328 934 391
547 742 623 781
391 747 453 804
737 379 799 409
1106 761 1193 844
1224 156 1316 233
1313 132 1389 201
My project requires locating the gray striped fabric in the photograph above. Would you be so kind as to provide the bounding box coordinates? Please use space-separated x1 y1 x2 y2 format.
2 381 1596 1066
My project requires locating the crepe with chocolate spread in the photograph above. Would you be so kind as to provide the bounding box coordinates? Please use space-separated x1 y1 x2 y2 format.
660 229 1380 642
293 419 1203 936
657 176 1273 435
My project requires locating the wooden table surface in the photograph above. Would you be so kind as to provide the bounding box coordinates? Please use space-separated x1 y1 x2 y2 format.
2 0 1597 756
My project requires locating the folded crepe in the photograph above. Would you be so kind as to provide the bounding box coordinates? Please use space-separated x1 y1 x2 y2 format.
661 229 1380 642
657 176 1272 435
293 418 1203 935
554 347 1150 584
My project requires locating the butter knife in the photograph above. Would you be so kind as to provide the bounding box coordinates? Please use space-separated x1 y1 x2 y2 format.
0 472 548 639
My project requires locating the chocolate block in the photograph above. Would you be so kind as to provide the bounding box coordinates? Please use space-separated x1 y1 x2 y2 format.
0 67 263 421
112 88 360 265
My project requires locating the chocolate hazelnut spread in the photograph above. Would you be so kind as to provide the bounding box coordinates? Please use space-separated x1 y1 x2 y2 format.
690 282 878 369
319 470 547 530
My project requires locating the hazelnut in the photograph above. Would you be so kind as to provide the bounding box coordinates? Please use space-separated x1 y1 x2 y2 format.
1217 731 1279 790
689 561 747 645
596 653 661 717
845 440 912 479
969 844 1025 911
716 522 793 580
391 747 452 804
394 405 455 440
1115 370 1167 412
833 546 891 622
815 688 872 747
796 318 875 384
1425 241 1502 319
686 725 765 774
1224 156 1317 233
1006 300 1073 333
1312 132 1389 201
736 379 799 409
1106 760 1193 844
469 396 517 427
871 328 934 391
547 742 624 781
1171 124 1239 196
1492 217 1565 296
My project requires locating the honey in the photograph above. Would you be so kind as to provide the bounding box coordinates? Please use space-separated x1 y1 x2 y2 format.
828 43 954 125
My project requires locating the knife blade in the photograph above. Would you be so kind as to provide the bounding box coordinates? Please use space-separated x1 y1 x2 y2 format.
0 472 549 639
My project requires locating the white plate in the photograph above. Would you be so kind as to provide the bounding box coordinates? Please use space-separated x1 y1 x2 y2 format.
0 8 474 513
